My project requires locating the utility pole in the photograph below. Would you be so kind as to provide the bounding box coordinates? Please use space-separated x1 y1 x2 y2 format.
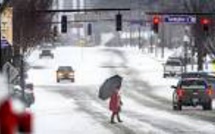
183 27 190 73
138 0 141 49
161 0 165 58
19 12 25 101
150 31 153 53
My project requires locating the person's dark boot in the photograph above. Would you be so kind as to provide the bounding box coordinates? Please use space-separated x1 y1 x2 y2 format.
117 114 123 123
110 114 116 124
110 120 116 124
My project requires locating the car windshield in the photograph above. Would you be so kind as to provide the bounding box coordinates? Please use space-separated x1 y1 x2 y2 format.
42 50 50 54
166 60 181 66
181 72 207 78
180 79 207 89
205 75 215 84
58 66 72 71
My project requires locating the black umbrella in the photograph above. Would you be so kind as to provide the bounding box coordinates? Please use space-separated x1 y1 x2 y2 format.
98 75 123 100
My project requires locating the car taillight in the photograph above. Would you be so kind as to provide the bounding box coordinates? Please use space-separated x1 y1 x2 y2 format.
205 88 213 95
177 88 185 97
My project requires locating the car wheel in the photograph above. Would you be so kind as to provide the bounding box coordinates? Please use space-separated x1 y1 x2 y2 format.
178 104 182 110
203 104 207 110
173 105 178 110
173 102 182 111
71 78 74 82
203 102 212 110
176 102 182 111
57 79 60 83
163 74 167 78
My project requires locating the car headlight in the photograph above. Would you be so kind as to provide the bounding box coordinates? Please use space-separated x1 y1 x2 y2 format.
57 73 63 76
69 72 74 76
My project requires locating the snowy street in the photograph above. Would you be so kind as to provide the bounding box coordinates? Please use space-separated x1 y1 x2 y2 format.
27 46 215 134
2 1 215 134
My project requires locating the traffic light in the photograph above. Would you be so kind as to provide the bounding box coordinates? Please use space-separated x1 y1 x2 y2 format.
152 16 160 33
116 13 122 31
53 26 58 37
87 23 92 35
200 18 210 32
61 15 67 33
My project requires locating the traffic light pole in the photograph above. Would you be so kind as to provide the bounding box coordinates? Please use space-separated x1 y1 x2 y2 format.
184 41 188 73
161 24 164 58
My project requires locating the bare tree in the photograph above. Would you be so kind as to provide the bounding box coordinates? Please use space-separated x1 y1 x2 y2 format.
182 0 215 70
157 0 215 70
11 0 54 56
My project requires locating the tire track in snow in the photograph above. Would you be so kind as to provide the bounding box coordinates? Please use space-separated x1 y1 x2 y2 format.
50 86 140 134
46 85 207 134
123 86 215 133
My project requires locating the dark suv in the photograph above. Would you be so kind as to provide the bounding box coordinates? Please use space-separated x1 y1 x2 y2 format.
171 78 213 110
39 50 54 59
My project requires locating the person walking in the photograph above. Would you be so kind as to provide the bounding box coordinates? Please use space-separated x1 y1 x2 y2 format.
109 87 123 124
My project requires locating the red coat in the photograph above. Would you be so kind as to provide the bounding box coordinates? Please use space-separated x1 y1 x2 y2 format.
0 98 32 134
109 92 120 112
0 99 17 134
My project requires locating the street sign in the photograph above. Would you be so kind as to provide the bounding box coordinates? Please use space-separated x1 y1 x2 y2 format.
1 37 10 48
3 62 19 83
164 15 196 24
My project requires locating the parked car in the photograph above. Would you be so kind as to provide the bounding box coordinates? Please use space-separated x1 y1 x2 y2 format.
171 78 213 111
24 84 35 107
11 85 35 107
163 59 183 78
39 50 54 59
56 66 75 82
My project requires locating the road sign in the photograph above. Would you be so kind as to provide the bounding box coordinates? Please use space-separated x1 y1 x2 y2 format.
3 62 19 83
1 37 10 48
164 15 196 24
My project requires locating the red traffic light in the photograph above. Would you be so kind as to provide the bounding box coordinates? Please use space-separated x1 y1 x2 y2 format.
152 16 160 33
153 16 160 24
200 18 210 25
200 18 211 32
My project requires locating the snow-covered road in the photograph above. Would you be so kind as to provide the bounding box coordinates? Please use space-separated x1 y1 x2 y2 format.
27 46 215 134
